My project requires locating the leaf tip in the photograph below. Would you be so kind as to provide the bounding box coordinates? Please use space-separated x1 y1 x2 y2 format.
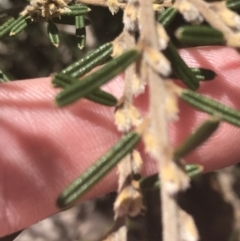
56 195 69 209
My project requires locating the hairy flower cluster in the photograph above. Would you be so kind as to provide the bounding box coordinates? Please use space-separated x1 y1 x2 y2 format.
21 0 71 20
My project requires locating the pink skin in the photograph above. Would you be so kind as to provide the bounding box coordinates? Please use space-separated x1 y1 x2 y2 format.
1 46 240 237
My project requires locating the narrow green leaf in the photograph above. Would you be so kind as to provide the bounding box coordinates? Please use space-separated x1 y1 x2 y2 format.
75 15 86 49
226 0 240 12
190 68 217 81
157 7 178 28
0 17 16 38
57 42 113 78
10 15 30 36
67 4 89 11
174 118 220 159
53 74 117 106
70 46 113 79
62 5 90 17
139 174 159 192
0 69 10 82
52 74 73 88
157 10 199 90
57 131 141 208
87 89 118 106
170 67 216 82
47 21 60 47
184 164 203 178
163 42 199 90
175 25 225 46
180 89 240 127
0 17 14 31
75 14 85 32
55 49 140 107
140 164 202 192
63 10 89 17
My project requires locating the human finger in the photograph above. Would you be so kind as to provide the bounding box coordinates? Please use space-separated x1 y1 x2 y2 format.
1 46 240 237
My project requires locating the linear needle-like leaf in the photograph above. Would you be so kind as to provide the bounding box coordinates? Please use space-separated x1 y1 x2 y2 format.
170 67 216 82
75 15 86 49
55 49 140 107
53 74 117 106
180 89 240 127
0 69 10 82
163 42 199 90
157 7 178 28
190 68 217 81
0 17 15 38
10 15 30 36
62 5 90 17
175 25 225 46
158 9 199 90
87 89 118 106
52 74 73 88
185 164 203 178
67 4 89 11
47 21 60 47
174 118 220 159
53 42 113 80
57 131 141 209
